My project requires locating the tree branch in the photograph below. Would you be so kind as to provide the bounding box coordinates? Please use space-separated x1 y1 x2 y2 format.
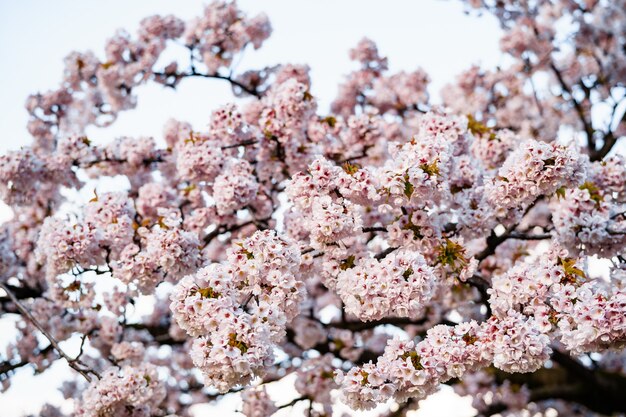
483 352 626 415
375 246 398 260
549 62 596 156
153 70 261 98
277 396 308 410
0 283 100 382
362 226 388 233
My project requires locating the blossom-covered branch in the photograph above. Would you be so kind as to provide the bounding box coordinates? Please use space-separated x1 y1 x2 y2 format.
1 1 626 416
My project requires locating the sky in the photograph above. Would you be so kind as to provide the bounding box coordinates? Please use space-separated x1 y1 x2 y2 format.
0 1 502 415
0 0 503 154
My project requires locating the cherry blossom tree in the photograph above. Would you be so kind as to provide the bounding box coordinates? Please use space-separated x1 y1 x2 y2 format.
1 1 626 416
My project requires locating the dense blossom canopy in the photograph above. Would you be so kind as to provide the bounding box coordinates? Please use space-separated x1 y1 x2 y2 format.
1 1 626 416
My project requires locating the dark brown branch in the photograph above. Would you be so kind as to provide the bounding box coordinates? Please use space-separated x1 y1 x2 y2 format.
476 220 548 261
550 349 597 382
549 62 596 155
466 275 492 318
0 284 42 300
82 155 164 169
1 284 43 315
153 70 261 98
595 127 622 161
595 98 626 160
480 351 626 415
277 396 308 410
203 220 256 245
125 322 182 345
241 293 254 309
375 246 398 260
476 227 513 261
507 232 552 240
221 139 259 149
307 340 380 364
362 226 388 233
0 359 28 376
325 316 443 332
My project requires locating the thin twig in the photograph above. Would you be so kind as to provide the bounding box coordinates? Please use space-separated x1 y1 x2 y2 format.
549 62 596 154
221 139 259 149
375 246 398 260
153 70 260 98
277 396 307 410
241 293 254 309
466 275 492 318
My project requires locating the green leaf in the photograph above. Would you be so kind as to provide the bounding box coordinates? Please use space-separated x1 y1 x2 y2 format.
403 172 414 199
579 181 603 207
466 114 497 140
420 160 440 176
339 255 356 270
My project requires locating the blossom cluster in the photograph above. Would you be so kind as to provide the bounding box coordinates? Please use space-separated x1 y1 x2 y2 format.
295 354 338 408
241 386 277 417
489 248 626 354
183 1 271 73
75 364 166 417
0 148 72 206
36 217 104 280
213 159 259 215
335 250 437 321
335 321 486 409
336 313 551 410
170 230 303 392
453 369 530 414
485 140 587 214
551 156 626 257
113 220 201 292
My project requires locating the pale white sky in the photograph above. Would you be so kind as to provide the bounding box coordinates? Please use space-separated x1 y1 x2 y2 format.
0 0 503 153
0 1 502 415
